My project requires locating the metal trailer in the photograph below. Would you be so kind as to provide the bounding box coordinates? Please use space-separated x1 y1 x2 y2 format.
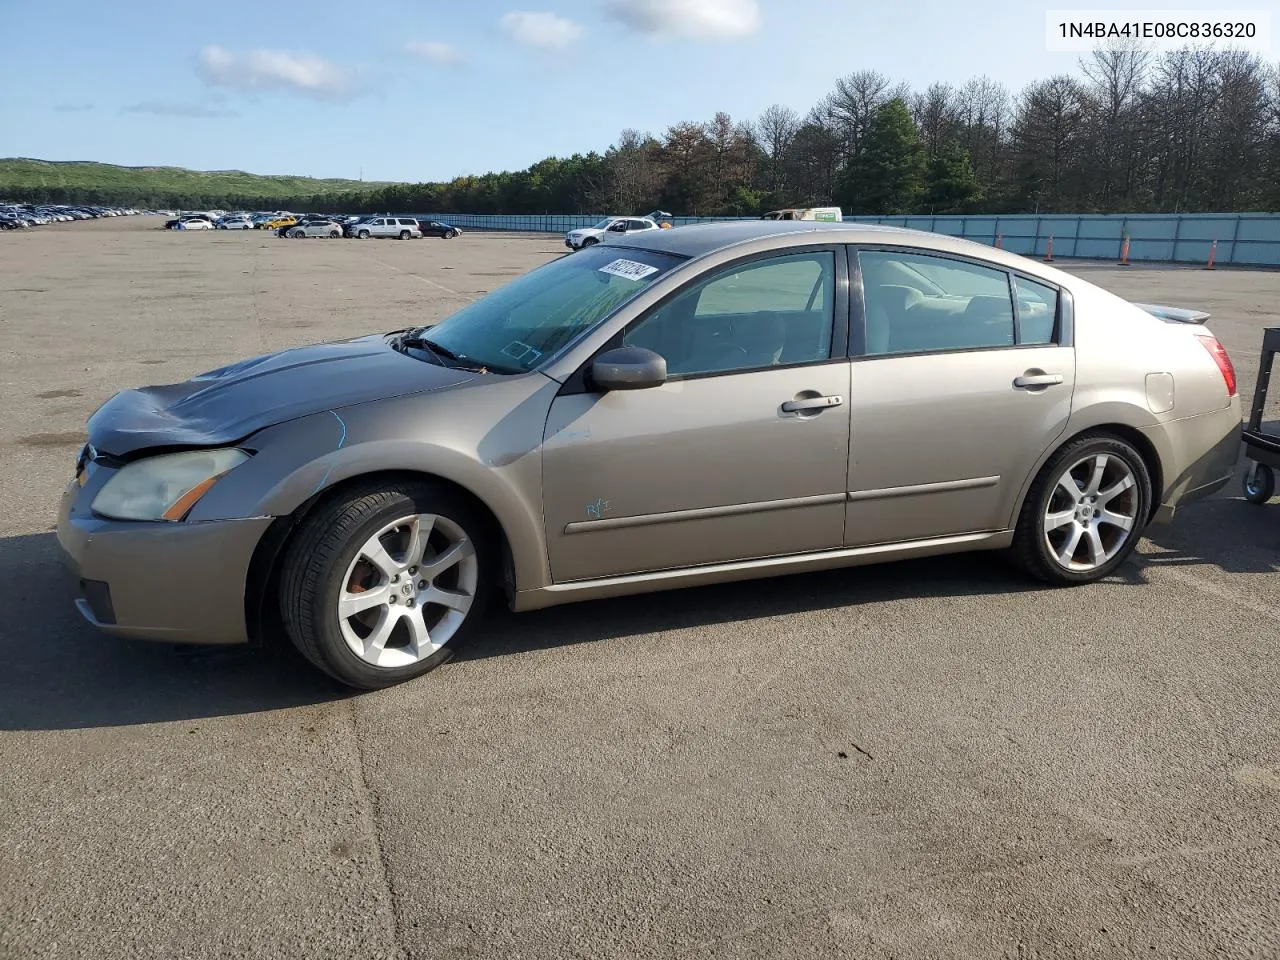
1241 326 1280 504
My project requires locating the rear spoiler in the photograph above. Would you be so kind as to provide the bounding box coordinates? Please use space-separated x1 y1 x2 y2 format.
1133 302 1211 324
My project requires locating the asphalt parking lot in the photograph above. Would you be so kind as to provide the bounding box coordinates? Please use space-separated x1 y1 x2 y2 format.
2 216 1278 960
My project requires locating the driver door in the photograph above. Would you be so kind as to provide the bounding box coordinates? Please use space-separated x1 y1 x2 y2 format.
541 246 853 583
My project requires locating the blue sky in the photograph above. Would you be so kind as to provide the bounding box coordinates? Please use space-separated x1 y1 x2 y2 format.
3 0 1276 183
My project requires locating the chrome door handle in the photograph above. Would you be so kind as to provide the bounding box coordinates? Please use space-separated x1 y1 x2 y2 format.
1013 373 1064 388
781 395 844 413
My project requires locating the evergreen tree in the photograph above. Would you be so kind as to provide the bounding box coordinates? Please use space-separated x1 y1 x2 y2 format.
837 98 925 214
923 143 981 213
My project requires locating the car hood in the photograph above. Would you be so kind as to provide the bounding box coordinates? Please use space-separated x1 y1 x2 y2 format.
88 333 478 457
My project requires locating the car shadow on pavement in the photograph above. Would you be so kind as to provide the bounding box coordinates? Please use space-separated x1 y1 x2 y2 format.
1137 485 1280 576
0 532 352 732
460 550 1112 664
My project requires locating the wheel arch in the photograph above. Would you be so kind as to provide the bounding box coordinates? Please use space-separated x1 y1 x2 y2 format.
1008 418 1166 532
244 468 524 648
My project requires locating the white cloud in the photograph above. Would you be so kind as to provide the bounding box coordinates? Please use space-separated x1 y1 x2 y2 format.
197 45 355 101
499 11 584 51
606 0 760 39
406 40 465 65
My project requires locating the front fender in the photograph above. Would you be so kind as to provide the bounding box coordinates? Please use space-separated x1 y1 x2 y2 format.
189 375 561 592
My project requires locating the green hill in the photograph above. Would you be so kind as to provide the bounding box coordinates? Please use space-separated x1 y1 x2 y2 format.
0 158 399 205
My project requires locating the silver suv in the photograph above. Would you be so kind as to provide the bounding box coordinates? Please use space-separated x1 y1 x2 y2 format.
347 216 422 240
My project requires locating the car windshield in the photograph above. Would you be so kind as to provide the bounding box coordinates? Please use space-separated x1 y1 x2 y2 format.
410 245 685 374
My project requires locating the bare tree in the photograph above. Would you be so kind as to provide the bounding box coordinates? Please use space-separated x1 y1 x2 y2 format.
911 82 961 155
957 76 1011 201
827 70 909 164
1079 42 1151 209
756 103 800 195
1011 75 1089 210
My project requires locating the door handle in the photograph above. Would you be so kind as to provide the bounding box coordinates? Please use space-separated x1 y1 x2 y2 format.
781 395 844 413
1013 373 1064 388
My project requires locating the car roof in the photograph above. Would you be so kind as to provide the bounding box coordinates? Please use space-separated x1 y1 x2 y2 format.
606 219 944 258
602 218 1081 279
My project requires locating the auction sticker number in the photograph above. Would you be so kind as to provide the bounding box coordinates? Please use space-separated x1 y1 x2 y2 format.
599 259 659 281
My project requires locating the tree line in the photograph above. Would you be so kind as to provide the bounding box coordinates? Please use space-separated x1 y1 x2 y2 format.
10 46 1280 216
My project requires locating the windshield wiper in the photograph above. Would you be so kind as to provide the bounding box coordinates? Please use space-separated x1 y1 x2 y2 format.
394 333 515 374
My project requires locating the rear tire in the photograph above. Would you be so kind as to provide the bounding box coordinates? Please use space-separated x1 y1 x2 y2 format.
399 230 411 240
1010 433 1151 585
279 480 495 690
329 230 341 238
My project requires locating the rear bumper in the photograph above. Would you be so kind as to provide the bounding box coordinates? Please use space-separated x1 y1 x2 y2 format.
56 478 272 645
1142 399 1242 522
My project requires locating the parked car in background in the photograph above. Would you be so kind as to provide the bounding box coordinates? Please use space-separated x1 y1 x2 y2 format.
175 216 214 230
261 215 298 231
284 219 344 238
565 216 660 250
217 216 254 230
346 216 421 240
761 206 844 222
416 219 462 239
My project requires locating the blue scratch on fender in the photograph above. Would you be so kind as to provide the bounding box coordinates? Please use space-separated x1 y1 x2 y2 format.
311 410 347 495
587 497 611 519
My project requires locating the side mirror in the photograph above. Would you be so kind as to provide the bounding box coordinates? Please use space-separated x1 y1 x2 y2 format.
590 346 667 391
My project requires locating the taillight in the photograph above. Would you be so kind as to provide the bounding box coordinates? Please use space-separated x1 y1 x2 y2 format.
1196 334 1237 397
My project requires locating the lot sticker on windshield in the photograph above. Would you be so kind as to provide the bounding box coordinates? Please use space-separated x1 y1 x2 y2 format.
599 259 659 282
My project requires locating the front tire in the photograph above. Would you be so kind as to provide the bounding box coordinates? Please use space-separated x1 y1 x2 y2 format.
1011 433 1151 585
581 236 598 247
358 229 370 240
279 481 494 689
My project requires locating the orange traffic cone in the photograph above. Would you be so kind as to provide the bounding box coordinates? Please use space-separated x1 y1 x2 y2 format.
994 232 1003 249
1118 236 1130 266
1043 235 1054 262
1205 239 1217 270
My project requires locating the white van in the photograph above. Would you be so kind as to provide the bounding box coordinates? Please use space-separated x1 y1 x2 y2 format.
760 206 843 222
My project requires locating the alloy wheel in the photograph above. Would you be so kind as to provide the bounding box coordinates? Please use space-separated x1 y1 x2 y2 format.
1042 453 1138 572
337 513 478 668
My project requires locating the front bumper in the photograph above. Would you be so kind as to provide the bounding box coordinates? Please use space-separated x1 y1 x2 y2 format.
56 477 273 645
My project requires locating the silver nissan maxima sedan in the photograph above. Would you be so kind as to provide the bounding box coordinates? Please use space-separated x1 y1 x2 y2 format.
57 220 1242 689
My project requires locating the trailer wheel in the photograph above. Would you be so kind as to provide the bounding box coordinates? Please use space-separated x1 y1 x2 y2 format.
1242 462 1275 504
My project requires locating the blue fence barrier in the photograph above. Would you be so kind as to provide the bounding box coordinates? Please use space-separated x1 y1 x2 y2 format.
414 211 1280 267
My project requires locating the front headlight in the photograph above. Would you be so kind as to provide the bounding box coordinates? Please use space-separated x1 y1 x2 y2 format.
91 448 250 521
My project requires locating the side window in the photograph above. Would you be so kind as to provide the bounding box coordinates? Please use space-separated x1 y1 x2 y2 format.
1014 276 1059 344
628 219 648 231
622 251 836 377
860 250 1015 355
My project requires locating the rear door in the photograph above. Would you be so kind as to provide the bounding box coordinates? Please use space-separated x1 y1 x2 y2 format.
844 246 1076 547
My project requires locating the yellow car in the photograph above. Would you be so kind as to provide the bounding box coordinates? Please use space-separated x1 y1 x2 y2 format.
260 216 297 230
